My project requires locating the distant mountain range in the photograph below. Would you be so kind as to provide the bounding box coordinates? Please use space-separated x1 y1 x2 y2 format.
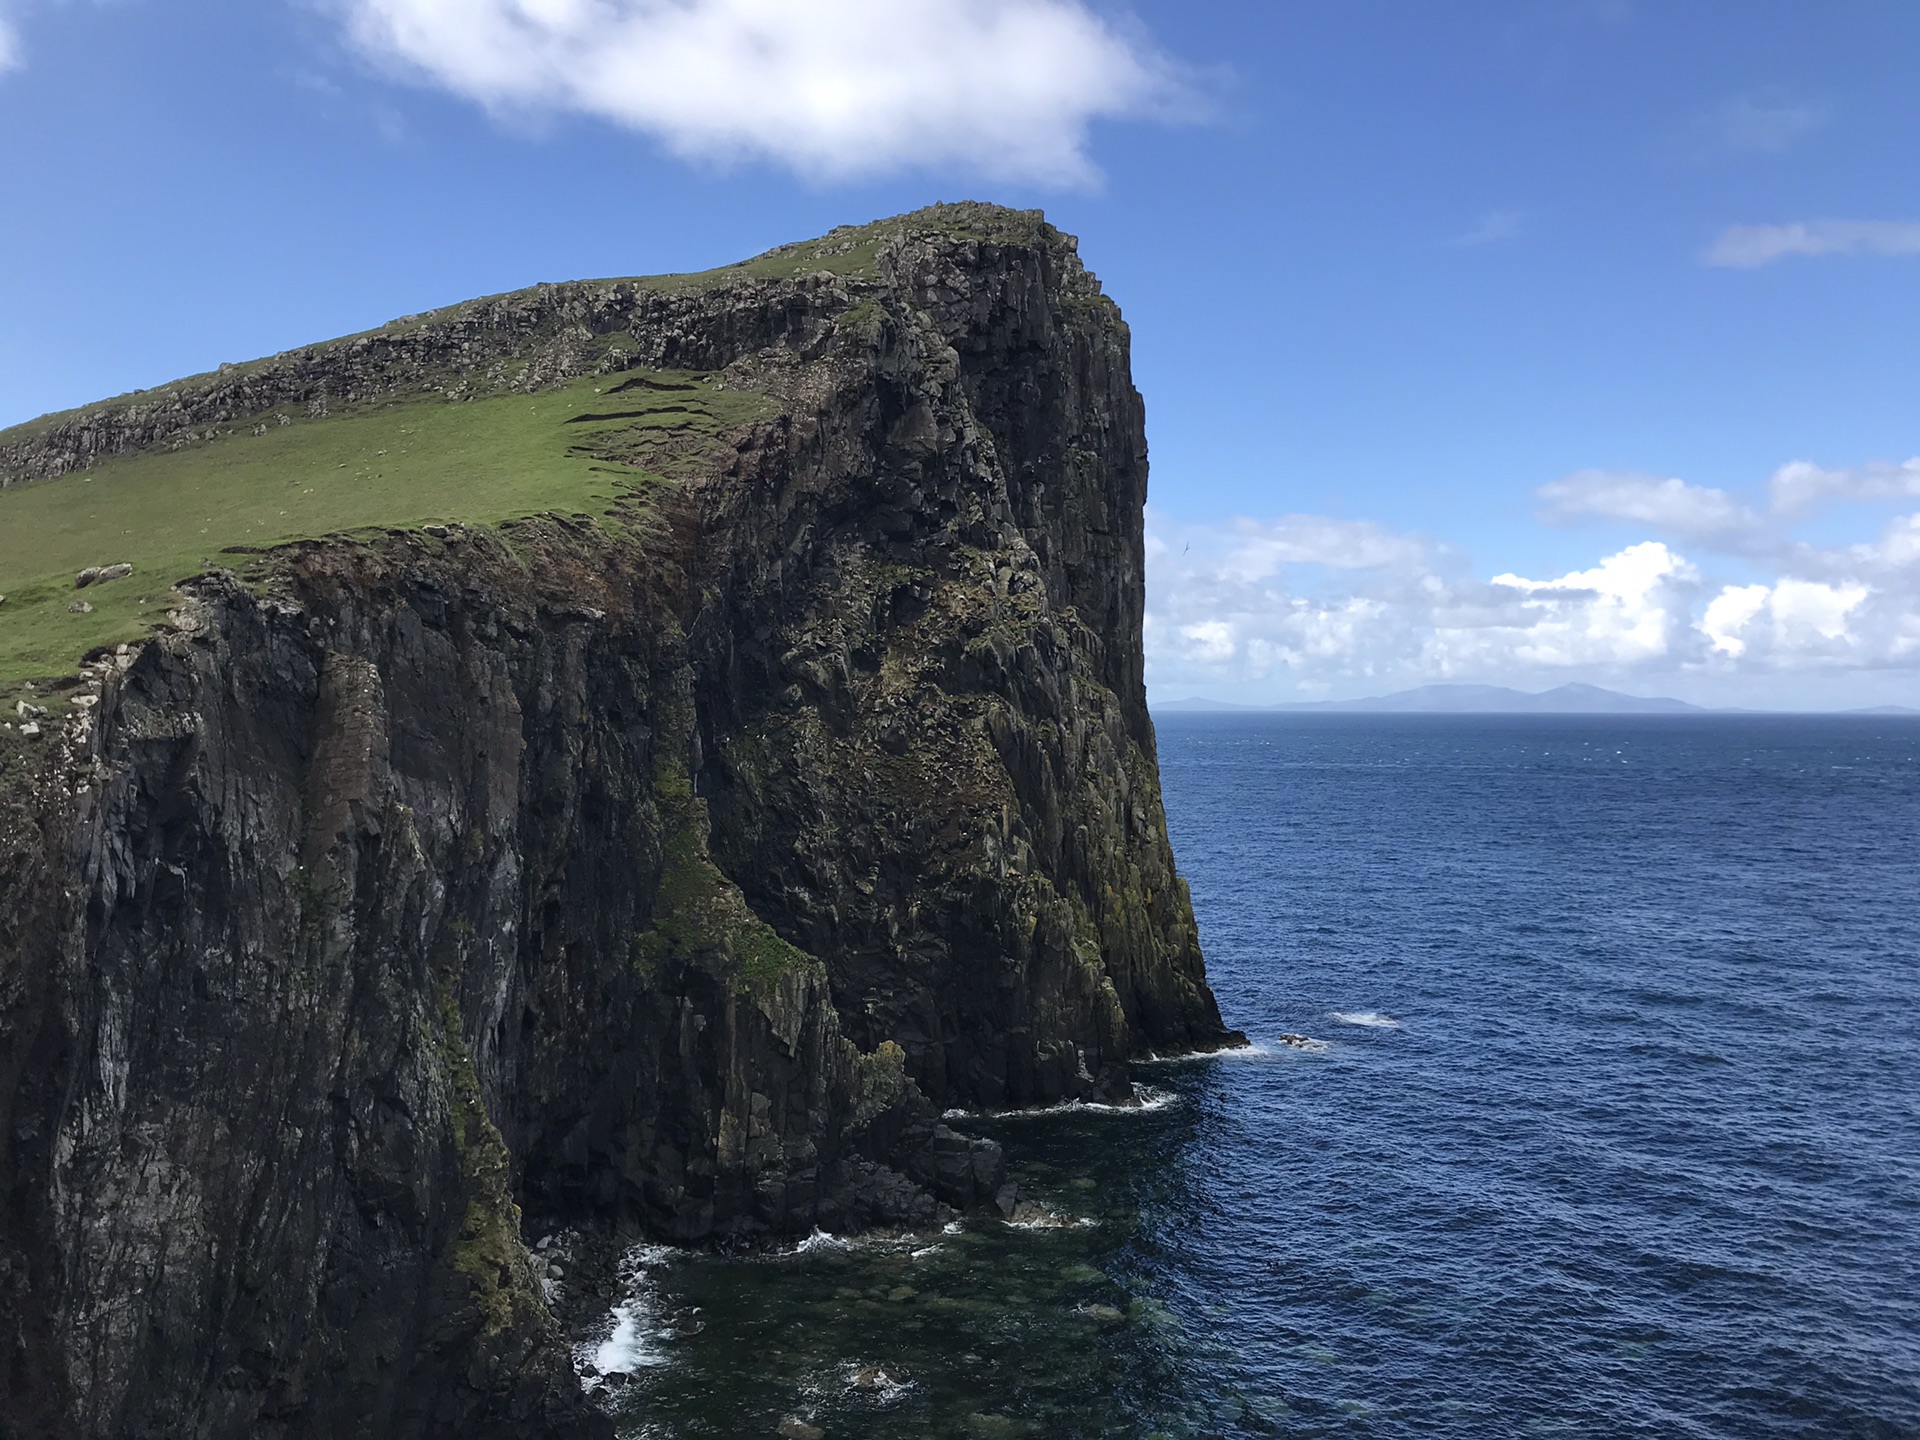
1153 683 1920 716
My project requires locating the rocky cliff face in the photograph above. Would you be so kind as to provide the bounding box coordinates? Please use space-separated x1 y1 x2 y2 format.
0 204 1239 1440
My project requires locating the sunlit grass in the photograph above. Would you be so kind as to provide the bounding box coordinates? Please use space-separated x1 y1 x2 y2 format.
0 371 767 687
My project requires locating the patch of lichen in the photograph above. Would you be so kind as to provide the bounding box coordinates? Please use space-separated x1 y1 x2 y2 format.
632 757 820 997
433 977 539 1338
733 924 814 990
845 1038 911 1129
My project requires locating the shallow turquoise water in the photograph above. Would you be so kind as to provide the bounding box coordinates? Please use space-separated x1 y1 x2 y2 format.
582 715 1920 1438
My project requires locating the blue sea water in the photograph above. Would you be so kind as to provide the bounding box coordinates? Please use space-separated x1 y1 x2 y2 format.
1146 713 1920 1439
587 713 1920 1439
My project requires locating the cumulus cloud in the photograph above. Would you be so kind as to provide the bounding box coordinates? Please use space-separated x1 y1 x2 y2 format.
1145 496 1920 699
1145 511 1451 686
1144 515 1710 690
1536 469 1756 538
1706 220 1920 268
1476 542 1697 668
1769 456 1920 515
333 0 1188 183
1701 583 1770 657
1699 578 1869 661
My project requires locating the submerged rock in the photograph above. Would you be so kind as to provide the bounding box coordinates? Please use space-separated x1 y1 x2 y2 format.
0 203 1239 1440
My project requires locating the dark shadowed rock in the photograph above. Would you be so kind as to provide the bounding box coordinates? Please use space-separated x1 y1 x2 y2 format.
0 203 1239 1439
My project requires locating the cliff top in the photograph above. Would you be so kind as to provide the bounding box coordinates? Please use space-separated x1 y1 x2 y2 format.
0 202 1055 456
0 203 1076 689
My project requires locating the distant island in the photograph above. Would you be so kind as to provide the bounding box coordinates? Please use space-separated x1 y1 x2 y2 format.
1154 683 1920 716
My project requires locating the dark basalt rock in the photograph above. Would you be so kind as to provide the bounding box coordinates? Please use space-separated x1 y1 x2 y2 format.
0 204 1241 1439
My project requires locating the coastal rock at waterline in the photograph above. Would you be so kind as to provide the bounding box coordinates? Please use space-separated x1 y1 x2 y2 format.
0 203 1238 1440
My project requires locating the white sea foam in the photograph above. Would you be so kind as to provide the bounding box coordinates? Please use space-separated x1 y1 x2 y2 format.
976 1084 1180 1119
840 1360 916 1405
587 1297 666 1377
793 1227 856 1255
1276 1034 1332 1054
1139 1040 1274 1064
1331 1011 1403 1029
781 1227 931 1258
575 1244 679 1388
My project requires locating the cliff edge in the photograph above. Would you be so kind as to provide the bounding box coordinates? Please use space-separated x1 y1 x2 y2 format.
0 203 1240 1439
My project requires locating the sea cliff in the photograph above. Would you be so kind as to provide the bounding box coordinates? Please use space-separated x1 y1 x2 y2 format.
0 204 1239 1439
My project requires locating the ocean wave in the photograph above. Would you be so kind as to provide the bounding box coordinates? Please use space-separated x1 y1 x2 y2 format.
575 1244 681 1387
771 1227 935 1259
956 1084 1180 1120
1331 1010 1403 1029
1138 1040 1276 1063
1275 1033 1332 1053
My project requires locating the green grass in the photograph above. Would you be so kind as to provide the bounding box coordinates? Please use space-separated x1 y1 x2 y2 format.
0 370 772 688
0 202 1060 692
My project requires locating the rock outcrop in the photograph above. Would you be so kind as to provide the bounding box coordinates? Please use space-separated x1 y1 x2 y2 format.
0 204 1239 1440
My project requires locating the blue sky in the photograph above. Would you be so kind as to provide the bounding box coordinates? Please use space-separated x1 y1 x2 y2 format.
3 0 1918 707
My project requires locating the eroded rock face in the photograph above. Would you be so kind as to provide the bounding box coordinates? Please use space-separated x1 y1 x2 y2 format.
0 205 1238 1439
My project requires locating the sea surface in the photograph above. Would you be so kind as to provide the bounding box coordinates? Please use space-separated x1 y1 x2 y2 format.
576 714 1920 1439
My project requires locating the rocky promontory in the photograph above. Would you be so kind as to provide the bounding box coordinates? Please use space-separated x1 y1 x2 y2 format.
0 203 1240 1439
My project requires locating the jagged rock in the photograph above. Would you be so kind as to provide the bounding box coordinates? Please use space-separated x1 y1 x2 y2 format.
0 204 1239 1440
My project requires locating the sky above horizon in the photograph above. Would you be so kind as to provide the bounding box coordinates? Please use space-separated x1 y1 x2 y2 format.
2 0 1917 709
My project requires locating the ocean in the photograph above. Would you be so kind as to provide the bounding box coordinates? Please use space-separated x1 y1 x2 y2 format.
578 714 1920 1438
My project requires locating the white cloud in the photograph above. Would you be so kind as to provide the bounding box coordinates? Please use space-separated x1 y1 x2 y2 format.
1705 220 1920 268
0 4 22 73
1203 514 1437 580
1145 515 1708 689
1702 95 1828 155
334 0 1188 184
1867 512 1920 570
1769 456 1920 515
1475 541 1697 668
1772 577 1868 640
1699 579 1868 661
1146 494 1920 701
1701 583 1770 657
1536 469 1755 538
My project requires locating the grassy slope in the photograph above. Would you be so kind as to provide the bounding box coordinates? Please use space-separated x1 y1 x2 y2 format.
0 372 770 688
0 203 1051 692
0 224 894 451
